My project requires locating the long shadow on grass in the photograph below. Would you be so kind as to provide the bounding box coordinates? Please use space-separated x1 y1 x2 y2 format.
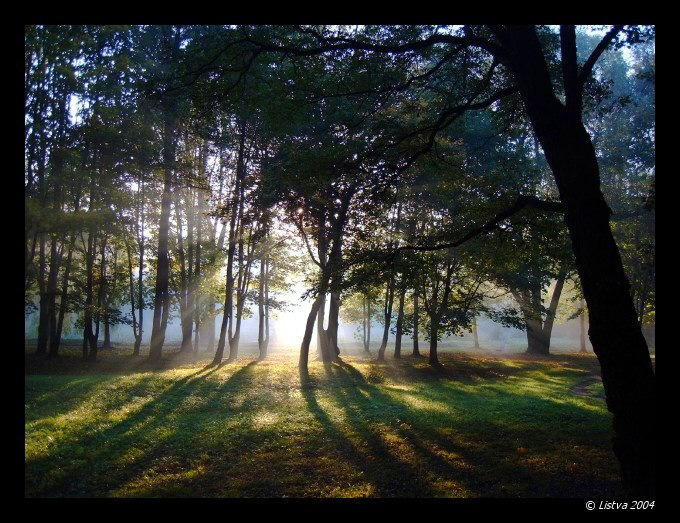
318 359 618 497
25 361 259 497
300 365 436 497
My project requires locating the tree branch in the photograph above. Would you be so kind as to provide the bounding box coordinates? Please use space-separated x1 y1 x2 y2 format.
394 195 564 256
295 217 322 268
578 25 624 91
245 29 508 61
560 25 580 115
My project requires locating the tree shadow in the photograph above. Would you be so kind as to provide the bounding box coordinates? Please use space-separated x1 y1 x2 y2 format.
313 359 619 497
25 361 259 497
26 354 619 497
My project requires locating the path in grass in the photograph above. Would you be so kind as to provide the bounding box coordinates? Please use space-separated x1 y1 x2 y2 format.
25 348 619 497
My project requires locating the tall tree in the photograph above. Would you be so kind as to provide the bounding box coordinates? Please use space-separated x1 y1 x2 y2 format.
149 26 181 363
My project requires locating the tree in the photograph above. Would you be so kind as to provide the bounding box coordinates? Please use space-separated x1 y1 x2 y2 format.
24 24 654 496
148 26 182 363
244 25 654 494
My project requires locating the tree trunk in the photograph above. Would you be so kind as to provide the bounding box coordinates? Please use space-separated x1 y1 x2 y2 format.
300 294 326 369
45 233 61 356
328 292 341 360
134 177 145 356
503 25 655 496
90 235 107 361
174 188 193 354
82 229 97 360
102 245 117 350
377 275 395 361
36 233 49 355
394 282 406 359
580 298 587 353
213 121 246 366
45 84 68 357
149 163 173 362
264 257 270 354
316 294 328 360
34 98 49 355
149 26 178 363
472 316 480 349
539 270 566 354
258 251 268 360
428 315 440 367
102 315 111 348
124 230 140 356
228 188 253 363
362 296 367 351
51 235 76 358
193 185 204 355
526 319 548 355
366 298 371 352
412 287 420 356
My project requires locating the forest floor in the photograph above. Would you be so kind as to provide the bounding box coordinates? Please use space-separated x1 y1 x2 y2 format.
25 344 626 498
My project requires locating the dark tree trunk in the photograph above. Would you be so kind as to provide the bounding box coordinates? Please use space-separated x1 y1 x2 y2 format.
264 257 270 354
51 235 75 358
362 296 367 351
300 294 326 369
45 86 68 357
103 318 112 349
428 315 440 367
327 292 341 360
174 188 193 354
526 319 549 355
102 246 117 350
228 329 241 362
412 287 420 356
580 298 587 353
82 229 98 360
90 235 107 361
502 25 655 496
45 234 61 356
394 282 406 359
124 230 140 356
81 151 100 361
214 121 246 366
377 200 401 361
301 260 334 369
36 233 49 355
193 185 204 355
228 187 254 363
133 177 145 356
540 270 566 354
34 95 49 355
149 26 178 363
362 295 371 352
377 276 395 362
366 298 371 352
316 294 331 361
514 271 565 357
258 251 268 360
149 159 172 363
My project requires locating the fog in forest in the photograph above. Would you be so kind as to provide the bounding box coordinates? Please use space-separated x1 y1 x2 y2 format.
25 25 655 499
27 297 618 354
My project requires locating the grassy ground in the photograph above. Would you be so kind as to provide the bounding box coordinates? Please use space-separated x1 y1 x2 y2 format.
25 344 621 498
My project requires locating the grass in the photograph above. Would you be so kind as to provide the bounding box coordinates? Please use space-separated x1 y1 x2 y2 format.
25 344 620 498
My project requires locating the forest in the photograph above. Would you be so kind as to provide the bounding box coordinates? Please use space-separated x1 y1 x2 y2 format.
25 25 655 500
